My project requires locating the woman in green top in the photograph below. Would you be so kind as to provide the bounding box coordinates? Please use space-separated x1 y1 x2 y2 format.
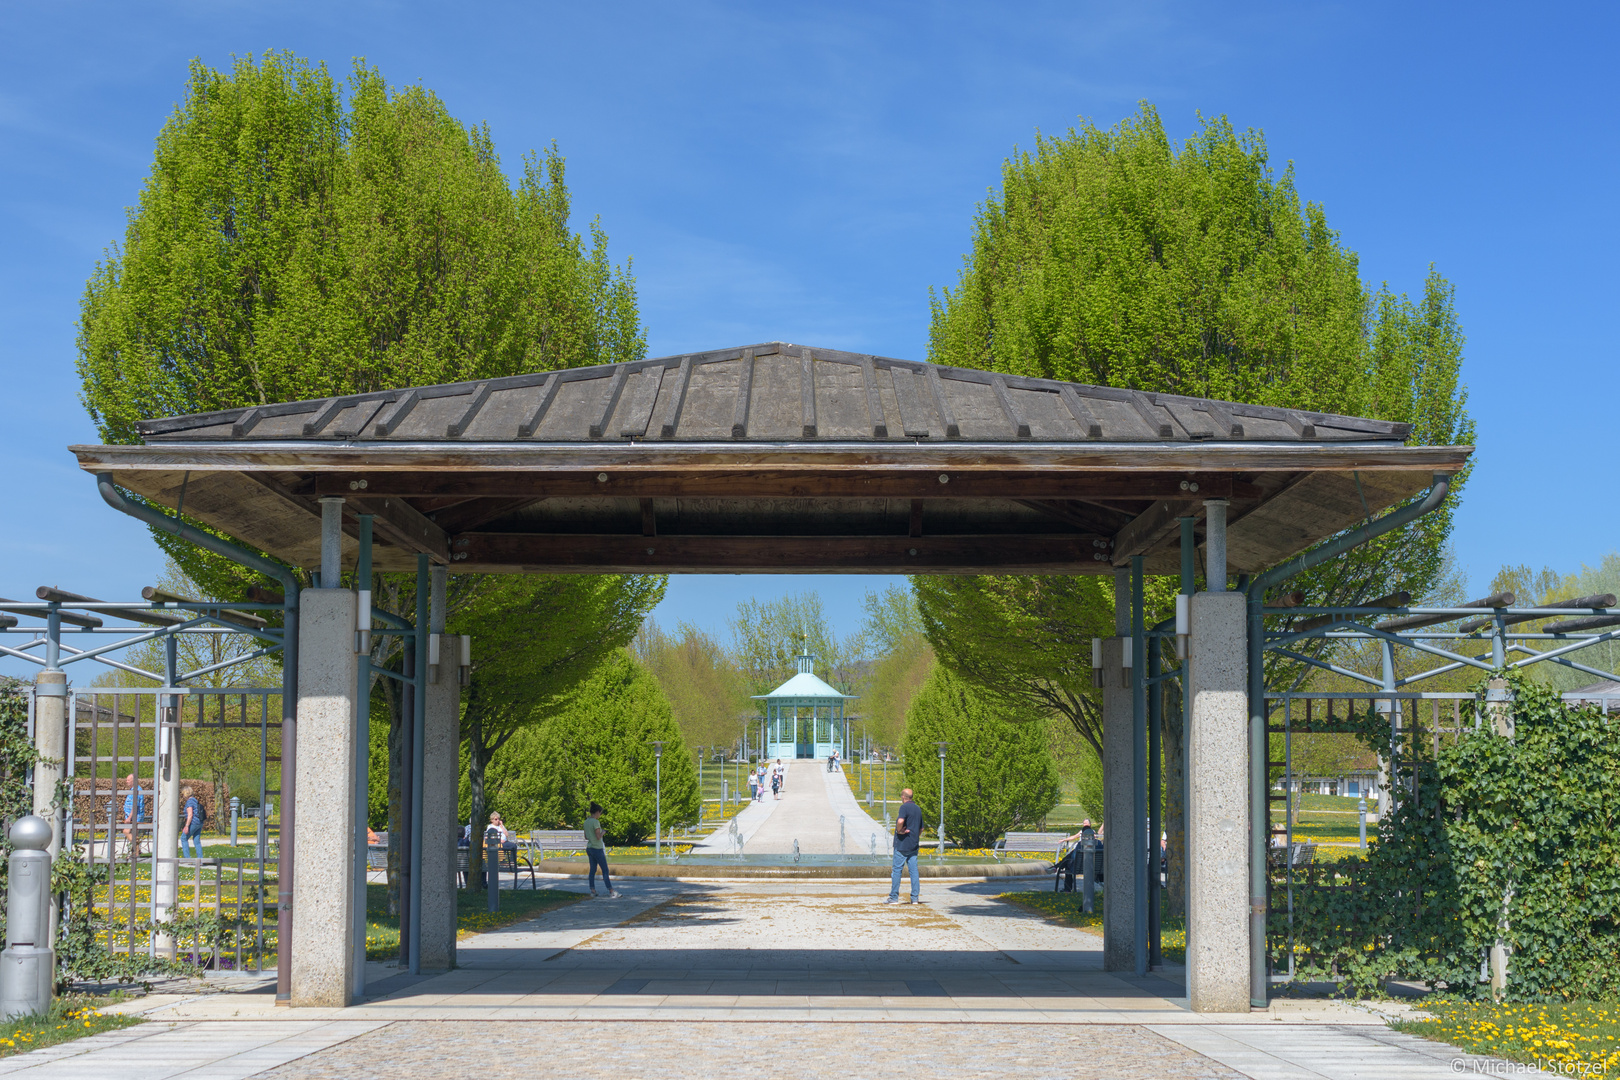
584 802 619 898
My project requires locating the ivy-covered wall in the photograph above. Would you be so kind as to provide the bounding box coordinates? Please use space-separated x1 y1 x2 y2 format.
1277 676 1620 1000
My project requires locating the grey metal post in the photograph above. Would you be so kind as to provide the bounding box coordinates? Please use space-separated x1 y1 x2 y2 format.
936 742 948 857
650 742 665 861
230 797 240 846
351 514 373 1000
1179 515 1196 924
1358 797 1367 849
0 817 55 1020
1147 624 1162 969
1203 499 1228 591
486 829 499 914
1131 556 1149 976
319 497 344 586
409 555 428 973
1081 828 1097 914
1247 588 1268 1007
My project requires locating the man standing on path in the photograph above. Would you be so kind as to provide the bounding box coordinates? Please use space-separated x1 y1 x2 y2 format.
886 788 923 905
584 802 620 898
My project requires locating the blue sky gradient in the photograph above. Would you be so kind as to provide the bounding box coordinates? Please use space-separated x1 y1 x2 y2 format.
2 1 1614 670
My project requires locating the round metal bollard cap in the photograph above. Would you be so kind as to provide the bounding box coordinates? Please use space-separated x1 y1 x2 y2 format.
9 816 52 851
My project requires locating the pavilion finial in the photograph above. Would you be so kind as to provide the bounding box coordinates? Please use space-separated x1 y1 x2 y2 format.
797 633 813 674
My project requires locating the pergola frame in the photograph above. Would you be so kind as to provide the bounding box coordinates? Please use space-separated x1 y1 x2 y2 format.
65 341 1475 1011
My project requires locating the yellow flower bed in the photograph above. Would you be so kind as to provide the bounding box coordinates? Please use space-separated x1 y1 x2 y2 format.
0 998 141 1058
1394 1000 1620 1074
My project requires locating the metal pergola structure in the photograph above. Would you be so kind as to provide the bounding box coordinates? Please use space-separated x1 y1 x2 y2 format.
55 339 1484 1009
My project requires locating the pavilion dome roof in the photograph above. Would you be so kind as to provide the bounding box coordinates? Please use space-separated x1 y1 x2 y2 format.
753 669 855 700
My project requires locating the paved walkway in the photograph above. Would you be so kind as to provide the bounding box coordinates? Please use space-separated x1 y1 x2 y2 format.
2 876 1555 1078
689 760 887 855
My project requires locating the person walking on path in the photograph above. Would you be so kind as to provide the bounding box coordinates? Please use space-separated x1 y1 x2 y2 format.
179 785 204 859
120 773 146 855
771 768 782 800
886 788 923 904
748 770 759 802
584 802 619 898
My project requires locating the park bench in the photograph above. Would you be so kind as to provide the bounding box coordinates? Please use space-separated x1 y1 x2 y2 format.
528 830 589 860
454 846 539 890
994 831 1070 861
1269 841 1317 869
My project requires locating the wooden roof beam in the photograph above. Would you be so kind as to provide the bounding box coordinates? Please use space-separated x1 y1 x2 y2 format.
348 495 450 564
309 471 1254 501
1112 499 1204 567
448 532 1110 574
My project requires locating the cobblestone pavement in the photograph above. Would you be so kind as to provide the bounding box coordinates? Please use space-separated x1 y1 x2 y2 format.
255 1021 1245 1080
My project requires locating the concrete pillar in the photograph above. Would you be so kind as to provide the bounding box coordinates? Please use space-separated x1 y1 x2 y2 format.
1185 591 1250 1012
418 567 459 971
1102 571 1138 973
291 589 359 1007
31 671 66 950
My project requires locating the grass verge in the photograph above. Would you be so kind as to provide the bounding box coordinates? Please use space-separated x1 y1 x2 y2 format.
1392 999 1620 1074
362 883 585 960
996 891 1187 964
0 995 143 1058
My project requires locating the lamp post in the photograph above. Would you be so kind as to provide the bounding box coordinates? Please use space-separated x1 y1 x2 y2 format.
649 741 665 862
935 742 949 858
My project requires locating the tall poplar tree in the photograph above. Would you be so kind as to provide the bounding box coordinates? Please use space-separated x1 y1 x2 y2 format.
77 51 644 598
921 105 1473 907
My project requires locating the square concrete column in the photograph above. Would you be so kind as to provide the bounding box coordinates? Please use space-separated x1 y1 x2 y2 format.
418 637 461 971
1185 591 1250 1012
1101 634 1139 972
292 589 359 1007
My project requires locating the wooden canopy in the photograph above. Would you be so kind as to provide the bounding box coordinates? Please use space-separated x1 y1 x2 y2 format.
72 341 1471 576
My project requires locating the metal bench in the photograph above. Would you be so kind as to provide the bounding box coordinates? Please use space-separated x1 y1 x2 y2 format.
1269 841 1317 869
994 831 1070 861
454 846 538 890
528 830 588 860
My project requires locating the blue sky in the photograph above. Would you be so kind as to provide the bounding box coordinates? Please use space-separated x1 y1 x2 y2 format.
2 1 1615 673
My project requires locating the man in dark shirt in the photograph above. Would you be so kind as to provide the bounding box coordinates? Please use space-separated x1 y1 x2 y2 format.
886 788 924 904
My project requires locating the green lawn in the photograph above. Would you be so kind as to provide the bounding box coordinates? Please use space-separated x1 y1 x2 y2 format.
361 883 586 960
0 996 142 1059
1392 1000 1620 1074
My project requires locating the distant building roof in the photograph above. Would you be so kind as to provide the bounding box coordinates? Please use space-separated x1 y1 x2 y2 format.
751 652 856 700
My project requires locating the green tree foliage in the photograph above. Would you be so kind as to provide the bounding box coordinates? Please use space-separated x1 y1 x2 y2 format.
632 620 751 753
501 651 700 845
452 574 664 881
856 586 934 749
925 102 1473 676
729 590 866 698
912 575 1177 757
899 667 1060 848
76 51 643 599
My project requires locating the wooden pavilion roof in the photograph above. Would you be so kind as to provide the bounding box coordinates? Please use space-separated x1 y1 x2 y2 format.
72 341 1471 576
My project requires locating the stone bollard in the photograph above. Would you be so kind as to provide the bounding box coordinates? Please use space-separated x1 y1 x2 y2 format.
0 816 55 1021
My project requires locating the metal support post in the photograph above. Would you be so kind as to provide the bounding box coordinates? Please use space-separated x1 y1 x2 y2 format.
486 829 499 914
351 514 372 999
936 742 948 857
1131 556 1148 977
1148 629 1162 968
409 554 428 974
1203 499 1228 592
1247 589 1269 1007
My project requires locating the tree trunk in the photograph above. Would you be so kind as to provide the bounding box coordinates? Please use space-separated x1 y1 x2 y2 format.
1162 678 1187 920
467 701 487 891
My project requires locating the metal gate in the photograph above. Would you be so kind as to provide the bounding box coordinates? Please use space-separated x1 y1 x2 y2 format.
66 686 280 972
